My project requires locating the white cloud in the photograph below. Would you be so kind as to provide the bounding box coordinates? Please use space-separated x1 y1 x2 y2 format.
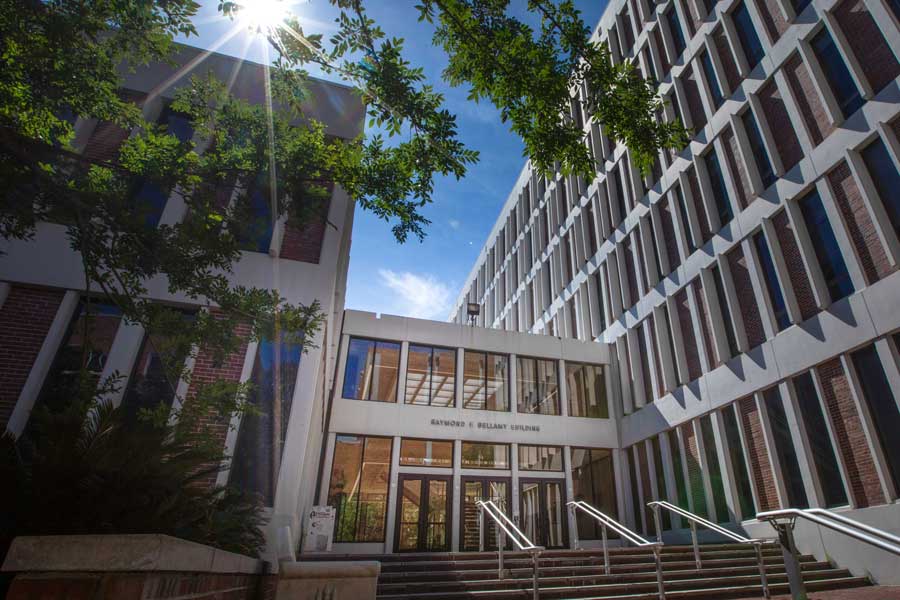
376 270 454 320
449 219 461 230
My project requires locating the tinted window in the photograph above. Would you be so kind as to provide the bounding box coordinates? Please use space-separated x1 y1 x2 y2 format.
764 387 809 508
851 345 900 496
566 362 609 418
674 183 697 253
811 28 864 118
668 430 690 508
753 231 790 331
328 435 392 542
722 405 757 518
462 350 509 411
799 190 854 302
732 2 765 69
704 149 734 226
861 137 900 241
517 357 560 415
461 442 510 469
701 51 725 108
711 265 739 358
700 415 731 523
236 183 274 253
793 372 848 507
518 445 564 471
342 338 401 402
399 438 453 467
571 448 618 539
666 8 687 57
742 110 776 188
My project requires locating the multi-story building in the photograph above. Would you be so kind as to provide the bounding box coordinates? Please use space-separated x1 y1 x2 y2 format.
450 0 900 582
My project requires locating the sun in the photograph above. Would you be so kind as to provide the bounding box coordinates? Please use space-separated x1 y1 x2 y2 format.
237 0 290 34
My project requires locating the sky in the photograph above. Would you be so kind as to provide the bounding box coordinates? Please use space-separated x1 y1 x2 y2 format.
183 0 607 321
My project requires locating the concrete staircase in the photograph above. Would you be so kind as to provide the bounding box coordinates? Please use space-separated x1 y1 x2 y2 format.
305 543 871 599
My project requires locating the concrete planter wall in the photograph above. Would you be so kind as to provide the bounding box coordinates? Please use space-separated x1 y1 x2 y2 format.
276 560 380 600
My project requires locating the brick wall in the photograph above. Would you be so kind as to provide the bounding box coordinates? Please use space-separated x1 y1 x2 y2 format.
714 28 740 94
754 0 789 42
660 199 682 272
681 421 710 518
783 54 834 147
675 288 703 381
815 358 886 508
682 0 704 36
0 285 65 430
692 278 719 370
720 126 751 210
827 161 893 284
833 0 900 94
683 65 708 131
279 222 326 264
757 79 803 171
727 246 766 349
736 396 780 511
772 209 819 320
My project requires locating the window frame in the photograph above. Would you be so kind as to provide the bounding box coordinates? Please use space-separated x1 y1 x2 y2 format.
342 336 402 403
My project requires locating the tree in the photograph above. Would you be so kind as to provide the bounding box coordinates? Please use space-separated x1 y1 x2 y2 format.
0 0 684 550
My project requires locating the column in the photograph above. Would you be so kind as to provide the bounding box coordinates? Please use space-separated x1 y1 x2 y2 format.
383 435 402 553
451 439 462 552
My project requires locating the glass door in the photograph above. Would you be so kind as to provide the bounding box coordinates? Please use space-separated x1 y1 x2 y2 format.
460 477 511 551
519 479 567 549
395 475 451 552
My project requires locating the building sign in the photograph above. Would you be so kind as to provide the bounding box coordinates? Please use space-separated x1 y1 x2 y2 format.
429 418 540 432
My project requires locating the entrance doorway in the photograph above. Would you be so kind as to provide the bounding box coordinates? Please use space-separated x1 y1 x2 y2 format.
460 477 511 551
395 475 451 552
519 479 567 549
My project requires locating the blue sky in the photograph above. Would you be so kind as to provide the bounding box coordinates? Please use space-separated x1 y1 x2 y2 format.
184 1 606 320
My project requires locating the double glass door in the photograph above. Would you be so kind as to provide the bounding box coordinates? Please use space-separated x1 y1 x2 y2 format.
395 475 451 552
461 477 511 551
519 479 567 549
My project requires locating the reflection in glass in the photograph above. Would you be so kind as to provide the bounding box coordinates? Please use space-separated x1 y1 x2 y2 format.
566 362 608 418
517 357 560 415
342 338 401 402
399 438 453 468
328 435 392 542
570 448 617 540
461 479 509 551
406 345 456 406
461 442 510 469
518 445 563 471
462 351 508 410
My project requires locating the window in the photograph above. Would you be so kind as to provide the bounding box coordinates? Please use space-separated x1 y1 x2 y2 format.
667 430 690 509
342 338 401 402
462 351 509 411
753 231 790 331
399 438 453 468
567 362 609 418
792 372 848 507
700 51 725 109
810 28 864 118
570 448 618 539
518 445 564 471
235 178 274 253
722 405 757 518
612 164 628 224
517 357 560 415
628 447 645 532
886 0 900 22
794 0 813 14
230 335 302 505
461 442 510 469
763 387 809 508
674 183 697 253
650 437 672 530
666 7 687 58
700 415 731 523
850 345 900 496
406 345 456 407
742 110 776 188
704 149 734 226
328 435 392 542
799 190 854 302
732 2 765 69
711 265 739 358
861 138 900 241
643 46 657 82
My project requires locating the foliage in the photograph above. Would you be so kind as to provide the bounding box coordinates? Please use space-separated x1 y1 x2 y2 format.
0 392 266 557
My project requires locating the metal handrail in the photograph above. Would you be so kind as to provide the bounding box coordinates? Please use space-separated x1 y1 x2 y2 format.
476 500 542 600
568 500 666 600
757 507 900 600
649 500 771 599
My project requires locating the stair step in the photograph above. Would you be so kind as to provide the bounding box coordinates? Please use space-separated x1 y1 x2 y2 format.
567 577 871 600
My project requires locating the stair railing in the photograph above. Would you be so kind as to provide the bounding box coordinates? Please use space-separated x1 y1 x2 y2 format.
648 500 771 599
757 507 900 600
568 500 667 600
476 500 542 600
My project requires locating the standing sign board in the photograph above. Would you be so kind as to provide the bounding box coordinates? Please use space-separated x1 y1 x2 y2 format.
302 506 336 552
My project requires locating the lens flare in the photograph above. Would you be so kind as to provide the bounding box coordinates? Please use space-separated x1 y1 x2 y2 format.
238 0 289 34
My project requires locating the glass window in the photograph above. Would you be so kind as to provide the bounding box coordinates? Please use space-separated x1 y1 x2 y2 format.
328 435 392 542
722 404 757 518
850 345 900 496
742 109 776 188
667 430 690 509
861 138 900 241
711 264 739 358
342 337 401 402
700 51 725 108
763 387 809 508
399 438 453 468
518 445 564 471
732 2 765 69
461 442 510 469
650 436 672 530
235 179 274 253
230 335 303 505
704 149 734 226
811 28 864 118
753 231 790 331
700 415 731 523
792 372 848 507
628 448 645 532
517 357 560 415
674 183 697 253
794 0 813 14
571 448 617 539
406 344 456 407
666 7 687 57
799 190 854 302
566 362 608 418
462 351 509 411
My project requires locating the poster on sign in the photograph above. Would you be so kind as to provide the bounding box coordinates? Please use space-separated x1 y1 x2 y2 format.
303 506 336 552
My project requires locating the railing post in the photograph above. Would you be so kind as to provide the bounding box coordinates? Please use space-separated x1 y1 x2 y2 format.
601 523 610 576
531 549 541 600
652 546 666 600
754 541 770 599
570 504 580 550
653 504 663 543
775 520 807 600
479 506 485 553
689 520 701 569
498 529 505 579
